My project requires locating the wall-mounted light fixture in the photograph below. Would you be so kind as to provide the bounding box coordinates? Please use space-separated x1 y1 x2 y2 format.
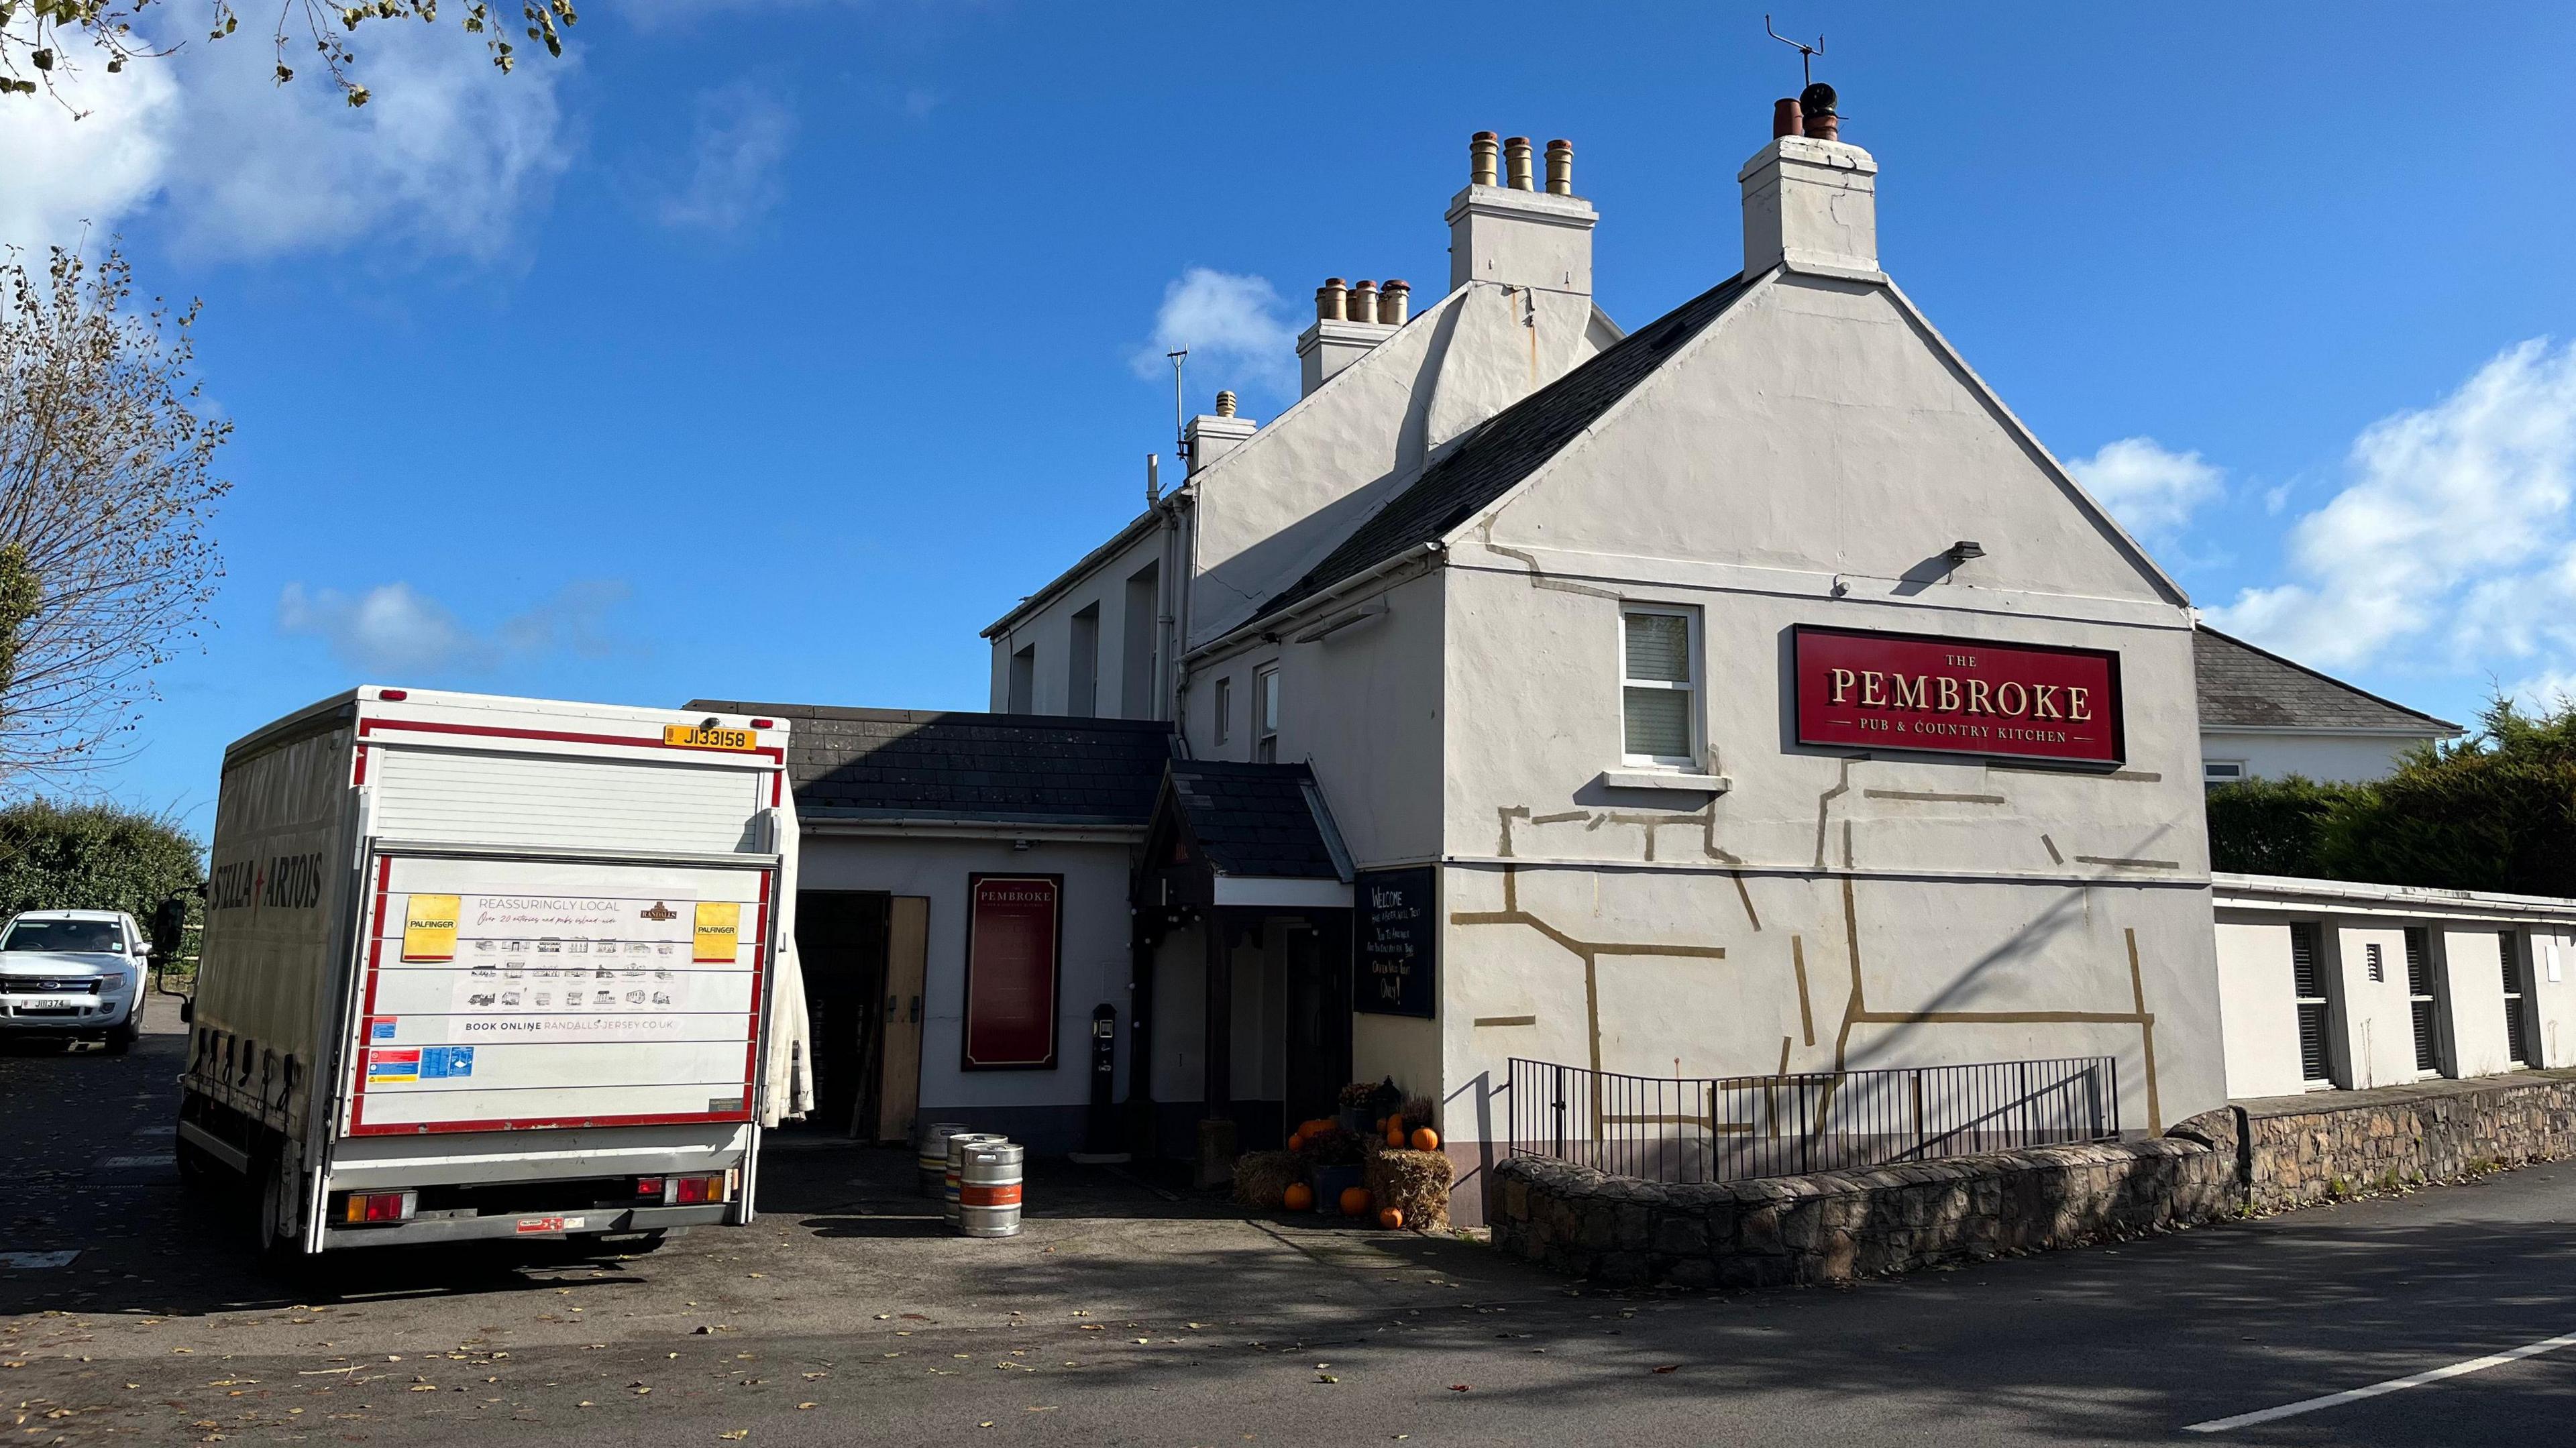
1945 540 1986 565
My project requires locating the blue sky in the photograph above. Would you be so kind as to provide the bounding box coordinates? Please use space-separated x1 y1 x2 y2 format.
5 2 2574 839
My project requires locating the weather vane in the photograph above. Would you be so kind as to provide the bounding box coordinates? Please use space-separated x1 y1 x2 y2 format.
1764 15 1824 89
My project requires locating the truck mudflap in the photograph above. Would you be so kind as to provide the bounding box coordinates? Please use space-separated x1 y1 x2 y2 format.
320 1202 729 1250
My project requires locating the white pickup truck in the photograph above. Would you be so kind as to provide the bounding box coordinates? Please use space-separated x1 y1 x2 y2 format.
178 687 812 1261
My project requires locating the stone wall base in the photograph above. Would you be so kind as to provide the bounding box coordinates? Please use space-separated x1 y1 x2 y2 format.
1489 1070 2576 1288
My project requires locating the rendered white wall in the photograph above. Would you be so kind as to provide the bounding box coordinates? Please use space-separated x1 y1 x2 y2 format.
2439 928 2514 1078
1415 266 2225 1152
794 833 1135 1115
2215 919 2309 1099
2200 730 2438 785
2331 923 2426 1089
985 522 1168 718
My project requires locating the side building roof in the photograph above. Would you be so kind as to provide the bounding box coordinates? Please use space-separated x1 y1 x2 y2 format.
1247 272 1756 626
684 700 1176 829
2192 626 2461 735
1156 760 1350 881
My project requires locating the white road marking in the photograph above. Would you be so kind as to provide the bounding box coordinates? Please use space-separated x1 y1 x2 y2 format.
0 1250 80 1269
2185 1331 2576 1433
94 1153 173 1168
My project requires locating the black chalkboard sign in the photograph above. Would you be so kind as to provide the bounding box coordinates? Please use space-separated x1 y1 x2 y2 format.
1354 867 1436 1018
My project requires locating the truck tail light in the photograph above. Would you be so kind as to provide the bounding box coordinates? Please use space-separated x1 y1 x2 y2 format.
665 1172 730 1205
341 1190 416 1224
634 1176 665 1198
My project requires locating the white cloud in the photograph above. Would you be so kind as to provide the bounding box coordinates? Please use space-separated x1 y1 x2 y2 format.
653 84 796 233
278 580 629 675
2065 437 2222 540
0 62 179 250
0 23 573 262
2208 338 2576 674
1132 267 1295 398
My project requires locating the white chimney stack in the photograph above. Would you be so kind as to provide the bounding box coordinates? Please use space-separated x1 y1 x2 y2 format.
1737 123 1879 280
1296 275 1403 396
1185 398 1258 476
1446 131 1596 296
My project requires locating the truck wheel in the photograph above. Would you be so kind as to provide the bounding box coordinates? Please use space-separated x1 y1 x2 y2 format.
248 1152 307 1270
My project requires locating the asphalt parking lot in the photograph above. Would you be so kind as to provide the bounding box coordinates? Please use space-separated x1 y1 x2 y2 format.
5 1005 2574 1445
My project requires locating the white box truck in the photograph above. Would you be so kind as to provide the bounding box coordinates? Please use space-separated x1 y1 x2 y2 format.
178 687 812 1260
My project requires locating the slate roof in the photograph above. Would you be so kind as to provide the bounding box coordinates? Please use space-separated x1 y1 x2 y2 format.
1161 761 1348 880
685 700 1176 827
2192 627 2460 735
1250 271 1756 624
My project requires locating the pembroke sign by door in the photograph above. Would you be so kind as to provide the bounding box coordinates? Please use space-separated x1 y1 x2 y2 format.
1792 624 2125 766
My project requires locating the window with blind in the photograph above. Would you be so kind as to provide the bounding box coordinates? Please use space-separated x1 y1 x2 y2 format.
2403 928 2442 1074
2290 922 2332 1084
1254 665 1280 764
2502 930 2532 1066
1621 607 1699 767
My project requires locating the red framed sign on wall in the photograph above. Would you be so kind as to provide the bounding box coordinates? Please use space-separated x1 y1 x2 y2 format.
961 874 1063 1070
1792 624 2126 767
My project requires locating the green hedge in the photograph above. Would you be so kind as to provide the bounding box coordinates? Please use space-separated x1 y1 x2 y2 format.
0 799 205 929
2204 775 2372 877
2207 698 2576 897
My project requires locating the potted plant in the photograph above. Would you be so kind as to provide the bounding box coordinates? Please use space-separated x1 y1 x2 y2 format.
1339 1076 1381 1133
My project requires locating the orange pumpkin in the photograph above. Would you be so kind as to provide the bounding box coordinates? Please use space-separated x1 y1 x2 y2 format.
1283 1182 1314 1211
1411 1127 1441 1152
1338 1186 1372 1217
1377 1206 1405 1230
1385 1127 1405 1148
1287 1131 1307 1153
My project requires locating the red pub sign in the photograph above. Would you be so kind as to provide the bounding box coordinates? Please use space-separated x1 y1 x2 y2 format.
1792 624 2125 766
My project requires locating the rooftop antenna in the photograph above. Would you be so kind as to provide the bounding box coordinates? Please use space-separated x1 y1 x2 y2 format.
1167 348 1189 466
1763 14 1824 89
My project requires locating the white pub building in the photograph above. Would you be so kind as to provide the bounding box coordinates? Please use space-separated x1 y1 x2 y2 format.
699 99 2576 1220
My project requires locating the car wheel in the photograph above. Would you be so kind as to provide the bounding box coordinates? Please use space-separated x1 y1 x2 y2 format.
103 1018 136 1055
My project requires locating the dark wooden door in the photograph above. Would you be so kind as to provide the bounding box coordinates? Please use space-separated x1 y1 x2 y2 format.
796 891 890 1136
1283 912 1354 1131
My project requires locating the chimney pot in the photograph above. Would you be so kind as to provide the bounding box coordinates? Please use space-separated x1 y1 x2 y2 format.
1350 279 1379 324
1317 277 1347 321
1469 131 1500 186
1799 81 1839 142
1214 389 1237 418
1772 98 1804 138
1503 135 1535 191
1379 279 1409 325
1544 138 1573 196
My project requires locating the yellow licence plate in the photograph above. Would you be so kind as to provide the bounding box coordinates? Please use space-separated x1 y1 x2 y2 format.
664 724 757 752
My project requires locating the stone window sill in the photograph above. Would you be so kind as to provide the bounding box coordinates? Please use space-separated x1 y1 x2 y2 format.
1597 769 1732 794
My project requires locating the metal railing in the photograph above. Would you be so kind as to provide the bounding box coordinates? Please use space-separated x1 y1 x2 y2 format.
1506 1055 2121 1184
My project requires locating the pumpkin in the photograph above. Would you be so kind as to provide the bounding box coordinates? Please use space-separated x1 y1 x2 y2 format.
1283 1182 1314 1212
1386 1127 1405 1148
1287 1131 1307 1153
1411 1127 1441 1152
1377 1206 1405 1230
1338 1186 1372 1217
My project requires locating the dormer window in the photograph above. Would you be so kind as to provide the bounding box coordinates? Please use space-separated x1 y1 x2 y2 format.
1621 606 1699 769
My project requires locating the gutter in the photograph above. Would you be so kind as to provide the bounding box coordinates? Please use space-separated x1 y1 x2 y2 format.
799 814 1146 846
1185 541 1446 665
2213 871 2576 923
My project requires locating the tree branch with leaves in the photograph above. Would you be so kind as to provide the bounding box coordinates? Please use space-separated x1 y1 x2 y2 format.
0 0 574 109
0 243 229 779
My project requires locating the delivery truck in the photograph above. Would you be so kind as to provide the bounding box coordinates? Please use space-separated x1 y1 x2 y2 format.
178 687 812 1261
